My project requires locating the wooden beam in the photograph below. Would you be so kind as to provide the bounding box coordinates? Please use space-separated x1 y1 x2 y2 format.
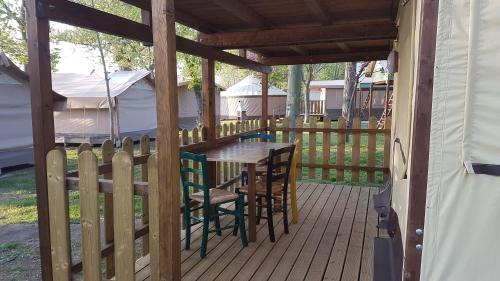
289 46 309 56
259 50 389 65
261 73 269 126
45 0 271 73
337 43 351 53
198 21 398 49
303 0 331 25
176 36 272 73
176 10 221 34
150 0 181 278
25 0 55 279
211 0 271 29
202 59 217 188
403 0 439 280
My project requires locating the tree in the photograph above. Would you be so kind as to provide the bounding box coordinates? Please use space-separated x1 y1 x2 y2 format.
286 65 302 140
0 0 60 69
342 61 370 129
302 64 327 123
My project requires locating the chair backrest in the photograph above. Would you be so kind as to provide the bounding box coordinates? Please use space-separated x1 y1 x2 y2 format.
240 133 275 142
265 145 295 192
179 151 209 202
289 138 300 181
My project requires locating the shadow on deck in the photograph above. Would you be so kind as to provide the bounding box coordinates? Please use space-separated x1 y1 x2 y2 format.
137 183 379 281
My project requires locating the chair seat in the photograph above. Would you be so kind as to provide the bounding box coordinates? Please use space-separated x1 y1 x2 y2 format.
239 181 284 196
191 188 239 205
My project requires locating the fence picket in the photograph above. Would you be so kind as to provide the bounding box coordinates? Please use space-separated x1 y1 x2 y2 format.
147 154 159 281
77 143 92 154
223 124 229 182
296 117 303 180
192 127 201 217
122 137 133 155
352 117 361 182
308 117 317 179
282 118 290 143
229 123 235 191
367 116 377 183
47 149 71 281
102 139 115 278
322 117 331 180
216 126 222 185
79 151 101 281
235 122 241 178
336 117 346 181
112 151 135 281
140 135 150 256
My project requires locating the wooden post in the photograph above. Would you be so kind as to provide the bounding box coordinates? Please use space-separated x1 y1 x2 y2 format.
140 135 150 256
351 117 361 182
282 118 290 143
336 117 346 181
367 116 377 183
202 59 217 189
368 83 374 117
322 117 331 180
404 0 439 279
261 73 269 128
102 139 115 278
296 117 303 180
308 117 317 179
26 0 55 278
150 0 181 278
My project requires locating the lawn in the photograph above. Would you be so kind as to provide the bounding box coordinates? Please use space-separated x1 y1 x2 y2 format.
0 119 386 226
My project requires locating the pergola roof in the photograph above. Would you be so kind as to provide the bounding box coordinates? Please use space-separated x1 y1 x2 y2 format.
176 0 398 64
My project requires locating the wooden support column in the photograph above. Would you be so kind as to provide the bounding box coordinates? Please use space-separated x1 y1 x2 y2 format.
150 0 181 279
403 0 439 280
26 0 55 279
368 83 374 117
261 73 269 128
202 59 217 188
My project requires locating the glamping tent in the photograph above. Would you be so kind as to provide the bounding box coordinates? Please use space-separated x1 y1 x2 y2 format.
52 71 157 144
0 53 34 170
219 75 287 119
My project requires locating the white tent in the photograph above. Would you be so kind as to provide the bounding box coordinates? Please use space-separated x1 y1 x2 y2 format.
52 71 157 144
219 75 287 119
0 53 34 170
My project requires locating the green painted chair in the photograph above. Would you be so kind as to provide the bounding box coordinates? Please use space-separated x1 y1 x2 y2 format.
180 151 248 258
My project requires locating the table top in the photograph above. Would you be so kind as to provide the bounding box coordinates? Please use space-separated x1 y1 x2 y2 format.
204 142 292 164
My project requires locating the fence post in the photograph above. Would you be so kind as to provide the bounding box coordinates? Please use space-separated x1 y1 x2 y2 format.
367 116 377 183
47 149 71 281
336 117 346 181
296 117 303 180
235 122 241 179
383 117 392 182
102 139 115 278
181 130 189 230
223 124 229 182
216 125 222 185
112 151 135 281
322 117 331 181
352 117 361 182
308 117 317 179
147 154 159 281
140 135 150 256
79 150 101 281
282 118 290 143
229 123 235 191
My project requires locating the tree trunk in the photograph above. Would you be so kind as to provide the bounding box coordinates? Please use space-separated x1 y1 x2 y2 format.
303 69 313 123
286 64 302 140
342 62 357 126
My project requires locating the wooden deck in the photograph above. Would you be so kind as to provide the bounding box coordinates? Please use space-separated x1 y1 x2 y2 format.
136 183 379 281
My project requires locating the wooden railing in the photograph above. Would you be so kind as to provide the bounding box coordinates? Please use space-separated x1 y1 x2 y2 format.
269 116 391 184
301 100 326 115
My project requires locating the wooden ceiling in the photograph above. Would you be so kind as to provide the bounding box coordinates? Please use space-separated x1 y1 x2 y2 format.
175 0 399 65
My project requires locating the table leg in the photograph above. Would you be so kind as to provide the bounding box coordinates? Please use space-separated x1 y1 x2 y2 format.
247 163 256 242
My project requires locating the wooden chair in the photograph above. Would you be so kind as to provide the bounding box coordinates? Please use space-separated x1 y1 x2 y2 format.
289 138 300 224
240 133 275 185
235 145 295 242
180 151 248 258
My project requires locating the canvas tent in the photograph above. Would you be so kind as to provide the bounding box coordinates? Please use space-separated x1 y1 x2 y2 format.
0 52 64 171
219 75 286 119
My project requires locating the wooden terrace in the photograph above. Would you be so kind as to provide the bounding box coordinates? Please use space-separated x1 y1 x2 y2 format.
130 183 379 281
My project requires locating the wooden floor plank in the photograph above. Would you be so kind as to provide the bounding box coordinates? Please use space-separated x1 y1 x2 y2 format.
248 184 334 281
212 183 319 281
322 187 361 281
340 188 370 281
199 183 313 281
359 187 378 281
231 183 325 281
270 185 343 281
297 186 353 281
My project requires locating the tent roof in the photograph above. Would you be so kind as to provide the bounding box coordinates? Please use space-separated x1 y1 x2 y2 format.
52 70 152 98
221 75 287 97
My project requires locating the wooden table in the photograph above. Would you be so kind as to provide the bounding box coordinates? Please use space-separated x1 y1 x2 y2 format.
204 142 292 242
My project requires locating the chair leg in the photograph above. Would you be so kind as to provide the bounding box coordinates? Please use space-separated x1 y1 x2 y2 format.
266 195 275 242
201 209 210 258
237 195 248 247
214 206 222 236
256 197 262 225
183 204 191 250
283 189 289 234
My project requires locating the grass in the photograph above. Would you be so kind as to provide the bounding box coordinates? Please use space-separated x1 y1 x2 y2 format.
0 119 386 226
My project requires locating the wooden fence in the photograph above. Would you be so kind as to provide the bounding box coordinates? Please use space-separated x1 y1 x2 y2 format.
301 100 326 115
